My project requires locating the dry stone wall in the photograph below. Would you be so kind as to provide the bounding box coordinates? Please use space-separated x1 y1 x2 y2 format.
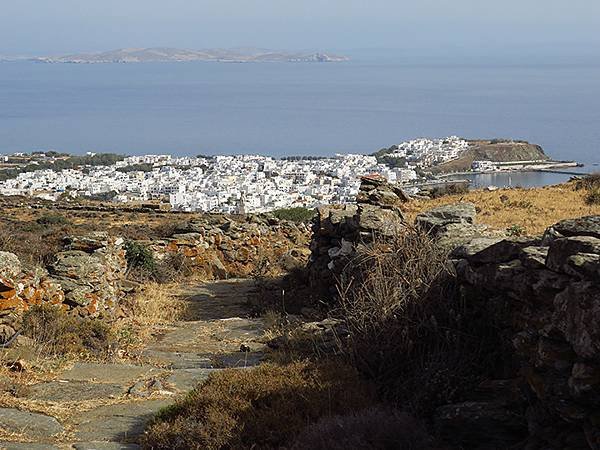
448 215 600 449
308 175 408 298
148 214 311 279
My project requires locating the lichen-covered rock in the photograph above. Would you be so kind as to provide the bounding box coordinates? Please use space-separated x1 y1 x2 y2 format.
453 215 600 447
415 202 477 235
48 233 127 317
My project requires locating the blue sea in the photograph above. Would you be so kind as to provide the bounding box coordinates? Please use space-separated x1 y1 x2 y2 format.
1 57 599 181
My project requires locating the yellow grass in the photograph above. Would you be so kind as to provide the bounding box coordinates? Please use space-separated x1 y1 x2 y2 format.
115 282 185 356
404 182 600 236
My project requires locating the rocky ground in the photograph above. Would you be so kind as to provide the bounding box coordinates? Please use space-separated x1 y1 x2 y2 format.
0 279 265 450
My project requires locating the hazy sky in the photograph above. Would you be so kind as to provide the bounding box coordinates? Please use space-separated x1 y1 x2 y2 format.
2 0 599 55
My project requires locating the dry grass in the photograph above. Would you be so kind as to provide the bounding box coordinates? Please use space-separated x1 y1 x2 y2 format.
21 305 116 358
403 182 600 236
335 225 505 415
141 361 376 450
116 283 185 354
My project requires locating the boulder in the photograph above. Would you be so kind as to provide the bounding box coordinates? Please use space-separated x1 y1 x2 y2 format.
551 215 600 239
416 202 477 235
545 236 600 275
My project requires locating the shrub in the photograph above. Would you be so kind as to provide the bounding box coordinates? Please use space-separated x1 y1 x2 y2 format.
36 214 70 226
575 172 600 191
290 407 436 450
141 361 375 450
506 224 526 236
429 183 469 199
585 188 600 205
125 240 157 277
271 207 315 223
21 304 116 357
336 225 498 414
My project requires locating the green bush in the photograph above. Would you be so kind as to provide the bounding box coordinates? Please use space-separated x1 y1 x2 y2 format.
506 224 526 236
271 207 315 223
125 241 157 273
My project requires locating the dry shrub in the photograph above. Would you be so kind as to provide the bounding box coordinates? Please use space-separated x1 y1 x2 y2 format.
117 283 184 350
336 225 496 414
141 361 376 450
290 406 437 450
585 188 600 205
575 172 600 191
21 304 116 357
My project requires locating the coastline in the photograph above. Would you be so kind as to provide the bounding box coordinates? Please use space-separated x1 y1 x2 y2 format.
436 160 585 178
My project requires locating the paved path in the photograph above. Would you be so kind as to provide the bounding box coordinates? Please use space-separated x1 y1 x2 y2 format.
0 279 265 450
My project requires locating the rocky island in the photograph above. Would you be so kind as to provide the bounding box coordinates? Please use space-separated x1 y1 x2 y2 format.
31 47 350 64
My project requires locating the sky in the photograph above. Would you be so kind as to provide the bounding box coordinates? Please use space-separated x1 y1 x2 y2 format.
1 0 599 56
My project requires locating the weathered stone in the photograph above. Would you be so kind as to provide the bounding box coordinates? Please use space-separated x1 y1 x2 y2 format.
73 443 140 450
451 237 504 260
553 281 600 359
520 246 549 269
0 408 63 439
60 362 159 385
167 368 217 392
72 400 171 442
0 252 22 281
416 202 477 235
29 380 124 402
546 236 600 274
552 215 600 239
466 237 538 265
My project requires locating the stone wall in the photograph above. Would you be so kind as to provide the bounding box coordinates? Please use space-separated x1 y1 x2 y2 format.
0 232 127 341
308 175 408 298
447 215 600 448
147 214 311 279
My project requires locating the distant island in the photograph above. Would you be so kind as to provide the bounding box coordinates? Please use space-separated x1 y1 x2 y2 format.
24 47 350 64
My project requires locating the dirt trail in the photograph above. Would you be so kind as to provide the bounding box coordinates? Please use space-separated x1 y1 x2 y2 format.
0 279 265 450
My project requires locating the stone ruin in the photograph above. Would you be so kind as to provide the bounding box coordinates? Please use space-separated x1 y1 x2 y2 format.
308 175 409 297
307 176 600 448
147 214 311 279
0 232 127 341
445 215 600 448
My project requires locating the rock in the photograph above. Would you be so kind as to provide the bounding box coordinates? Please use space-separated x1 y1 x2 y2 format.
0 252 22 281
0 408 64 439
73 443 140 450
29 380 124 402
451 238 505 260
127 378 169 398
72 400 171 442
553 281 600 359
415 202 477 236
0 443 60 450
434 401 527 448
520 246 549 269
60 362 159 385
467 237 539 265
545 236 600 275
166 368 217 392
552 215 600 239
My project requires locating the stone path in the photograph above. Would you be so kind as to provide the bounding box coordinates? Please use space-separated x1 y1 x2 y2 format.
0 279 265 449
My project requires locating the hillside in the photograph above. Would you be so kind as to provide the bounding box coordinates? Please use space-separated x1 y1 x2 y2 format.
431 139 549 173
32 47 350 64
